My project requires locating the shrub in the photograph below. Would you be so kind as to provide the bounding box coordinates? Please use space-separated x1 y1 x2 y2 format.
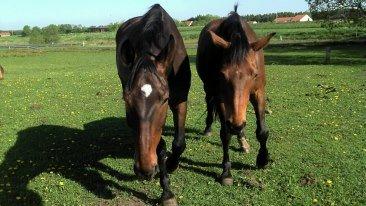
29 27 44 44
42 24 60 44
22 25 31 37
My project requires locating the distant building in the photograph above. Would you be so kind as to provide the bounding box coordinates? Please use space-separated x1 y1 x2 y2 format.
182 18 195 27
248 21 258 24
89 26 108 32
274 14 313 23
0 31 11 37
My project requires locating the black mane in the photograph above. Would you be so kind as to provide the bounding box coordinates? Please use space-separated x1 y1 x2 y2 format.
139 4 170 56
127 4 171 90
217 5 249 64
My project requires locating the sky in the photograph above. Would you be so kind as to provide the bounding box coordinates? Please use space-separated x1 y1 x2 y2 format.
0 0 309 30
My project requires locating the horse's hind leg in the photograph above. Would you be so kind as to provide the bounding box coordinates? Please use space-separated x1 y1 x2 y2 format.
203 94 214 136
250 90 270 168
157 139 178 206
166 101 187 173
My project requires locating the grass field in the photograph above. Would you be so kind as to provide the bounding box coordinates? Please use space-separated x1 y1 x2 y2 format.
0 40 365 206
1 22 365 47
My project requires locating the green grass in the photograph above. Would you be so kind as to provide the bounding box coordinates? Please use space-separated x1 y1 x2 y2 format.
0 43 365 206
1 22 365 47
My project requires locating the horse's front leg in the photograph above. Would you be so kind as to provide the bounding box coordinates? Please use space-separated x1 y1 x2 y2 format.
157 139 178 206
203 94 214 136
250 90 270 168
166 101 187 172
219 126 233 185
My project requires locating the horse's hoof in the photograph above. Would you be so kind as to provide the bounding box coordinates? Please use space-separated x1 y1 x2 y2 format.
203 131 212 137
203 128 212 136
256 150 269 169
221 177 234 186
162 197 178 206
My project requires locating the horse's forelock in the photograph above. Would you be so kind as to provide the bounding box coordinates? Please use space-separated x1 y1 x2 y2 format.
140 4 170 54
218 12 249 65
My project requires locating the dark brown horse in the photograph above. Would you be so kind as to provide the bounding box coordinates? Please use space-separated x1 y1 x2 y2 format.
115 4 191 205
0 65 4 80
197 5 275 185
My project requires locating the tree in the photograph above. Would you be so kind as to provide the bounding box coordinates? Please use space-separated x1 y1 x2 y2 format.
193 14 220 26
22 25 32 37
242 12 307 22
107 22 121 31
59 24 73 34
306 0 365 24
42 24 60 44
29 27 44 44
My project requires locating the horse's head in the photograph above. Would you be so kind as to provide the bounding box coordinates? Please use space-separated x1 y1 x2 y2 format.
208 14 275 135
120 35 175 179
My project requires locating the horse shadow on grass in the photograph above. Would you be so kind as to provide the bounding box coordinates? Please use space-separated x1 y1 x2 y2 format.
0 117 154 206
0 116 257 205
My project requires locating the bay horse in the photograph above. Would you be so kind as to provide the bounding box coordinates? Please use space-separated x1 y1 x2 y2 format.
196 5 275 185
115 4 191 205
0 65 4 80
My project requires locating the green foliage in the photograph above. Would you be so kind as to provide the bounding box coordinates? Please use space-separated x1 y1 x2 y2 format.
59 24 73 34
42 24 60 44
27 25 60 44
107 22 122 32
22 25 31 37
190 14 220 26
4 22 365 46
29 27 44 44
174 19 188 27
306 0 366 27
242 12 308 22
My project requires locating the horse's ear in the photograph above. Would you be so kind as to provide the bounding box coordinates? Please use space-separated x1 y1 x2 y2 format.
209 30 231 49
120 39 135 65
250 32 276 51
156 35 175 62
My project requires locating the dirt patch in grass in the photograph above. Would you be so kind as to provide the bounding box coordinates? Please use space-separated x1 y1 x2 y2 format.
299 173 316 187
96 196 146 206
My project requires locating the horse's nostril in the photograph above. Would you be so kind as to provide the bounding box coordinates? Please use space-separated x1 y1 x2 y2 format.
233 124 244 132
133 164 140 176
134 164 158 180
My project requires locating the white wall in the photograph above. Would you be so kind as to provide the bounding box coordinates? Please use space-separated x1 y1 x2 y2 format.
300 15 313 22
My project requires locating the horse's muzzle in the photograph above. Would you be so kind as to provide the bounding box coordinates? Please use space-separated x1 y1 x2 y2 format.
226 121 245 135
134 164 159 180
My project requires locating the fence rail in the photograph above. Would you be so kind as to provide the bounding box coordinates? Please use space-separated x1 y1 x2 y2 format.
0 43 199 50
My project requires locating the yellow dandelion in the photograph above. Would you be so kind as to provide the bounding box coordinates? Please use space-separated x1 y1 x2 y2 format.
325 180 332 187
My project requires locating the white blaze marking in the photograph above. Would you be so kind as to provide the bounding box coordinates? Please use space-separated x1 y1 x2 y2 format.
141 84 153 97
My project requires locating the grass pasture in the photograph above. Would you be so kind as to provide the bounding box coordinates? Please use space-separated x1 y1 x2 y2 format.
0 39 366 205
1 22 365 47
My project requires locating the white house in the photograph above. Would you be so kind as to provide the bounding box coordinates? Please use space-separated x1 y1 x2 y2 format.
297 14 313 22
274 14 313 23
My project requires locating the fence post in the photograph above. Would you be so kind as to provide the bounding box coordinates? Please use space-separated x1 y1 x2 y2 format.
325 47 331 64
